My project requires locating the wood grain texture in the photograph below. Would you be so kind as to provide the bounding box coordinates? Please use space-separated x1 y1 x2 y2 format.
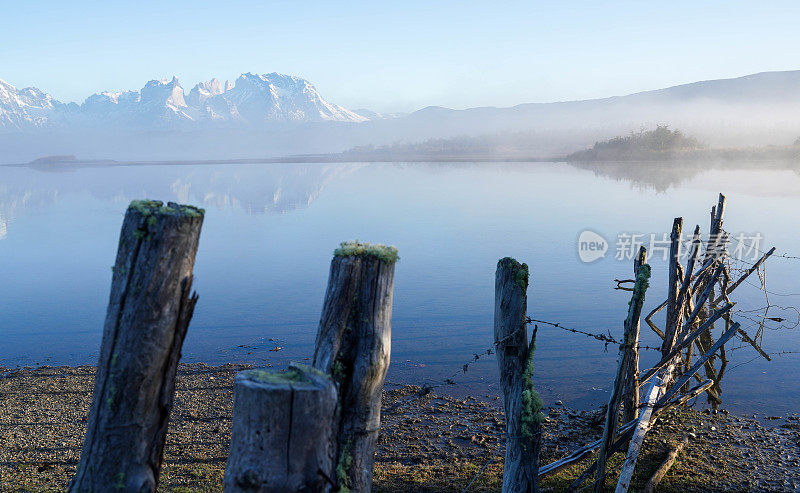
312 252 395 493
662 217 684 357
70 200 203 493
494 257 541 493
223 365 338 493
615 377 662 493
622 246 647 423
595 254 650 493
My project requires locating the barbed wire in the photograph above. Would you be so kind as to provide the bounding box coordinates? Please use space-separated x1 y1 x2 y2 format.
526 317 662 352
724 228 800 261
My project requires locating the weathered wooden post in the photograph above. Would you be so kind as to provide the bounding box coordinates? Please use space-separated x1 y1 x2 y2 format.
698 194 726 408
223 364 338 492
661 217 683 357
622 246 647 423
70 200 204 493
312 241 397 492
494 257 543 493
595 253 651 492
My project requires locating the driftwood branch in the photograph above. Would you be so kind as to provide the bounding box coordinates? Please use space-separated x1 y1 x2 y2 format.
656 322 741 407
615 377 662 493
644 300 667 340
637 302 733 387
656 380 713 415
643 437 689 493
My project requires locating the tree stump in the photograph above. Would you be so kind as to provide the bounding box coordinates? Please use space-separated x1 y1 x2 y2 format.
223 365 338 493
312 241 398 492
494 257 543 493
70 200 204 493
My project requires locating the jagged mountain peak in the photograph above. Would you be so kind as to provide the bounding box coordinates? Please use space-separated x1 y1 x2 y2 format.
141 76 187 109
186 78 226 107
0 71 370 131
0 78 60 129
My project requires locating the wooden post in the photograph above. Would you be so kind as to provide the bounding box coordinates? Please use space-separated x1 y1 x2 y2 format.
223 364 338 492
623 246 647 423
595 255 651 493
661 217 683 357
494 257 543 493
697 194 727 407
70 200 204 493
312 241 397 493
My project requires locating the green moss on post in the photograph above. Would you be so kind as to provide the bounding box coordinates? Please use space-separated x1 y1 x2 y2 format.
498 257 529 289
242 364 330 386
335 440 354 492
128 199 205 218
627 263 651 313
334 240 399 264
520 330 545 448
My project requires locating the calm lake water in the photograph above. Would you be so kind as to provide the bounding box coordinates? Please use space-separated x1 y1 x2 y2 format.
1 161 798 414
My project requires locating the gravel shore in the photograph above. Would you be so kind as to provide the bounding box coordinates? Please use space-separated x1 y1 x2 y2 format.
0 364 798 492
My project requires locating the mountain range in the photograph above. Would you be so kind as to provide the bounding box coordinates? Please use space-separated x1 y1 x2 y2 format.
3 69 800 162
0 72 367 131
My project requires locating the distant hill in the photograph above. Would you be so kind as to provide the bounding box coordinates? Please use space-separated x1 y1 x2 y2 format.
370 70 800 153
567 126 704 161
5 70 800 163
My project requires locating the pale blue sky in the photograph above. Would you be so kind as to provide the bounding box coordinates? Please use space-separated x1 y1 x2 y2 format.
2 1 799 112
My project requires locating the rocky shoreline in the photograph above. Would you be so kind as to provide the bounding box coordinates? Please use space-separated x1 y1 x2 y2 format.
0 364 798 492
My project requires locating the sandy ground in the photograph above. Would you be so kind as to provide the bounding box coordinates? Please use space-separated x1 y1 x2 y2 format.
0 364 798 492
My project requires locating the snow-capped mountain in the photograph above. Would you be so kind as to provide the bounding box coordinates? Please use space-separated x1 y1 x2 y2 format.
215 73 367 124
0 79 63 129
0 72 367 131
186 78 228 107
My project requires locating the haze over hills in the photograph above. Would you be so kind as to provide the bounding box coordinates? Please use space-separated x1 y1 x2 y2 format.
3 70 800 163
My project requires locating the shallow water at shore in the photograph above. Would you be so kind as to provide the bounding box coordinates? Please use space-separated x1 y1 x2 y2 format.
0 161 798 414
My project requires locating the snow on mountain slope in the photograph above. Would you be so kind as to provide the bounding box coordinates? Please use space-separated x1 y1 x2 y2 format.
0 72 367 131
0 78 61 129
186 78 227 107
211 73 367 123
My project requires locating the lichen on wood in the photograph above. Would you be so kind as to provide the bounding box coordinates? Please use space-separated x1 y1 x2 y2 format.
498 257 529 289
128 199 205 218
241 364 329 387
520 330 545 446
334 240 399 264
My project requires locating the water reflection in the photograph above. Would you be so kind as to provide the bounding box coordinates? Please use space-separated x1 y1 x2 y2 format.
0 163 365 239
0 160 798 415
571 159 800 192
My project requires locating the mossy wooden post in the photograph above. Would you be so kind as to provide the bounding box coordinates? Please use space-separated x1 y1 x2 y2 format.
494 257 543 493
223 364 338 492
622 246 647 423
312 241 398 492
594 255 651 493
69 200 204 493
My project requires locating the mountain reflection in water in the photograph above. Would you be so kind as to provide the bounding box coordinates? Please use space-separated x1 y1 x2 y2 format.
0 160 798 416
